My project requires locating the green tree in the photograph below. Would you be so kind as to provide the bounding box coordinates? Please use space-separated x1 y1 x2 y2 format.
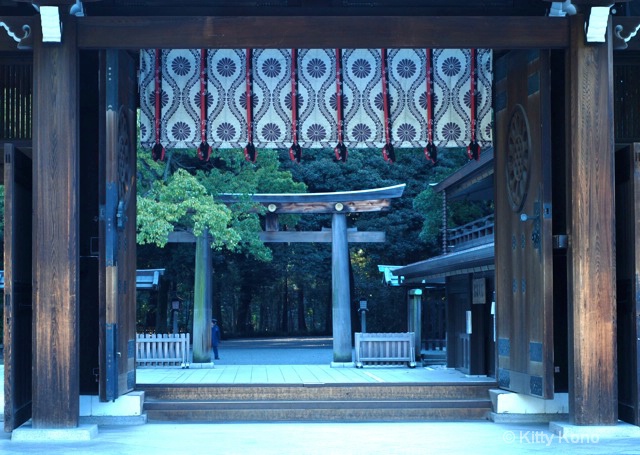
413 148 493 247
136 147 306 340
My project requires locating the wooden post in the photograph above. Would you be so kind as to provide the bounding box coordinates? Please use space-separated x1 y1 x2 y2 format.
332 213 352 363
192 231 213 363
567 14 617 425
408 289 423 360
32 16 80 428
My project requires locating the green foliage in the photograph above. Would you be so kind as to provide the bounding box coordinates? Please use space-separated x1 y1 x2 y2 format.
137 168 243 250
136 148 306 263
412 148 480 247
413 187 443 248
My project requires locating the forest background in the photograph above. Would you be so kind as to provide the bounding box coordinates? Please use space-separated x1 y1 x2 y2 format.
134 145 489 340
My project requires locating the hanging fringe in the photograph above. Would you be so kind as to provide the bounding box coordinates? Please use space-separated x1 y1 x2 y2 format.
380 48 395 163
197 48 212 161
333 48 347 162
467 48 481 161
244 48 257 163
152 48 166 162
288 48 302 163
424 48 437 164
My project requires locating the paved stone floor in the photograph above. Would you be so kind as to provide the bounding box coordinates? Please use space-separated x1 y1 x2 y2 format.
2 420 640 454
3 337 640 453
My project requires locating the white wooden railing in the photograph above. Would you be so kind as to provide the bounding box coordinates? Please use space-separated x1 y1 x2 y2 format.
136 333 190 368
355 332 417 368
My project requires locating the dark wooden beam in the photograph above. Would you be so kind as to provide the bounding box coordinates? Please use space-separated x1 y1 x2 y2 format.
10 16 640 53
75 16 570 49
13 0 102 4
567 14 617 426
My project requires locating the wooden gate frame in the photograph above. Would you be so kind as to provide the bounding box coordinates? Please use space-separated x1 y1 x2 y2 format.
0 10 625 427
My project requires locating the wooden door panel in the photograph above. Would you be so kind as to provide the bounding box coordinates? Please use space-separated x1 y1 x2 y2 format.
615 143 640 425
494 50 554 398
99 50 137 401
3 144 33 431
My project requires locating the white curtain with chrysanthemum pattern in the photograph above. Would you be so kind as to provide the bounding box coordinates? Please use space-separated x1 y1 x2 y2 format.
139 48 492 151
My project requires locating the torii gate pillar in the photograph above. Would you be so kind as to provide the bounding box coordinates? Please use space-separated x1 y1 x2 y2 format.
331 213 352 364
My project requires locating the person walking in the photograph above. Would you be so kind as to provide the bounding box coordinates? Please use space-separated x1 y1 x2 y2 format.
211 318 221 360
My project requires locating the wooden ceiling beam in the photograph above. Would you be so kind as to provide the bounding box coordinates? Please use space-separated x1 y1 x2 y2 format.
6 15 640 52
75 16 570 49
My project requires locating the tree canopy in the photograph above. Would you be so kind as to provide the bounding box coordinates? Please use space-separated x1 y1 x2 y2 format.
137 148 306 262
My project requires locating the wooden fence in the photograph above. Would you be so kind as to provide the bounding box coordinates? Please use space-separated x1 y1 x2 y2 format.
136 333 190 368
354 332 416 368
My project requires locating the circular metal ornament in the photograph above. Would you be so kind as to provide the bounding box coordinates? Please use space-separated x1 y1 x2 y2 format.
505 104 532 212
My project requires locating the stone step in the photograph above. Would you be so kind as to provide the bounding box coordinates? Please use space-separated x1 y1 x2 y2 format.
139 382 495 422
144 399 492 422
139 383 496 402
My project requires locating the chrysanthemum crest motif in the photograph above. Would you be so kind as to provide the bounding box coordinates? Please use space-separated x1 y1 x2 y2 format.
171 56 191 76
261 123 282 141
306 124 327 142
216 122 236 141
262 58 282 78
171 121 191 141
352 58 372 79
442 57 462 77
396 59 417 79
216 57 236 77
307 58 327 79
352 123 372 142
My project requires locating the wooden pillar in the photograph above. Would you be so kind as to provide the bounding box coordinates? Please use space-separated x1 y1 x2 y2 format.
192 231 213 363
332 213 352 363
32 16 80 428
408 289 422 360
567 14 617 425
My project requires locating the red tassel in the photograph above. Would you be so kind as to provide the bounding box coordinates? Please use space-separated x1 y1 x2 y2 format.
467 141 480 161
334 142 347 162
424 142 437 164
382 143 395 163
244 143 257 163
289 143 302 163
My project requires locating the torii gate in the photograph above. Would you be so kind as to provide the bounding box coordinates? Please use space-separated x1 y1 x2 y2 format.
209 183 406 363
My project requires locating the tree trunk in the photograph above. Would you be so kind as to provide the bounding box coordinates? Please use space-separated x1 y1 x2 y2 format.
237 284 253 335
297 286 307 332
